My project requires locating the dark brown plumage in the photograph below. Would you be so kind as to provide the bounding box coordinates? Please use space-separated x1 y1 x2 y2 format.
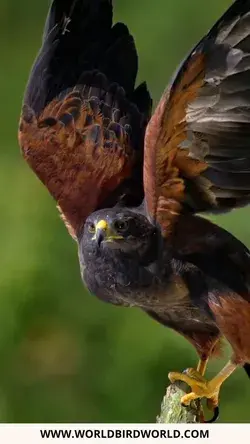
18 0 250 421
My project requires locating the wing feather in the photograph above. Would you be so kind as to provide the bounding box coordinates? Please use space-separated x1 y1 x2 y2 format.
19 0 152 238
144 0 250 236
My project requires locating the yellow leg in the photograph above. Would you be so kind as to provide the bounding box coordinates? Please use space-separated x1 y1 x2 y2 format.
169 360 238 407
196 358 209 422
197 357 209 377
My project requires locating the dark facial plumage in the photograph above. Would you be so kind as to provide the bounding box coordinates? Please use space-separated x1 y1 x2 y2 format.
80 208 157 256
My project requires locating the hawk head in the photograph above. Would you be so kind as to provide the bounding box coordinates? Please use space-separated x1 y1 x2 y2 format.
79 209 158 260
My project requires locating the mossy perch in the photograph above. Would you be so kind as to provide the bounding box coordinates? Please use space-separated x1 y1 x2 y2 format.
157 382 202 423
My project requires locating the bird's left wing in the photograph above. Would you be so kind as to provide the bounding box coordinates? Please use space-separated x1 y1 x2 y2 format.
18 0 151 239
144 0 250 236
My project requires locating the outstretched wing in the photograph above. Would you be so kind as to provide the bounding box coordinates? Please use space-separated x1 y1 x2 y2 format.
19 0 152 238
144 0 250 236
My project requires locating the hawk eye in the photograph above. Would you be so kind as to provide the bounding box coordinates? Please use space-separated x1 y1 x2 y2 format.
113 219 129 233
87 222 95 234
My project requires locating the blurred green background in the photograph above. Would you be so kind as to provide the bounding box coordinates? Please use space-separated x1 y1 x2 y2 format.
0 0 250 423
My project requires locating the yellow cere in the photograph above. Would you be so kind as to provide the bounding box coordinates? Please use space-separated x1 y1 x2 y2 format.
96 220 109 231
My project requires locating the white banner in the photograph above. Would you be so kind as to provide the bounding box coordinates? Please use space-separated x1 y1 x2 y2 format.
0 424 249 443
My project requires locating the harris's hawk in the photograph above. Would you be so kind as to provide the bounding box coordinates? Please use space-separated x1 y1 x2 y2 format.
18 0 250 421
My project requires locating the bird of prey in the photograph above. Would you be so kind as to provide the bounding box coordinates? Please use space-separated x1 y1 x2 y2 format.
19 0 250 422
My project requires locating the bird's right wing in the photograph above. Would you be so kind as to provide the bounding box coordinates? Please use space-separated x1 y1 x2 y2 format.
144 0 250 237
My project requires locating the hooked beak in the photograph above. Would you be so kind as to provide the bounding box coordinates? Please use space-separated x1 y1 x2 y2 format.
92 219 123 247
94 220 108 247
96 231 104 247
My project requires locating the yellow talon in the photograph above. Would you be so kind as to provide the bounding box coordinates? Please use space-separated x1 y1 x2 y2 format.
168 368 212 406
168 360 238 408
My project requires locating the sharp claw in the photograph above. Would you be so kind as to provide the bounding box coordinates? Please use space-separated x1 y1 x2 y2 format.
181 399 219 423
205 406 220 423
169 367 223 423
